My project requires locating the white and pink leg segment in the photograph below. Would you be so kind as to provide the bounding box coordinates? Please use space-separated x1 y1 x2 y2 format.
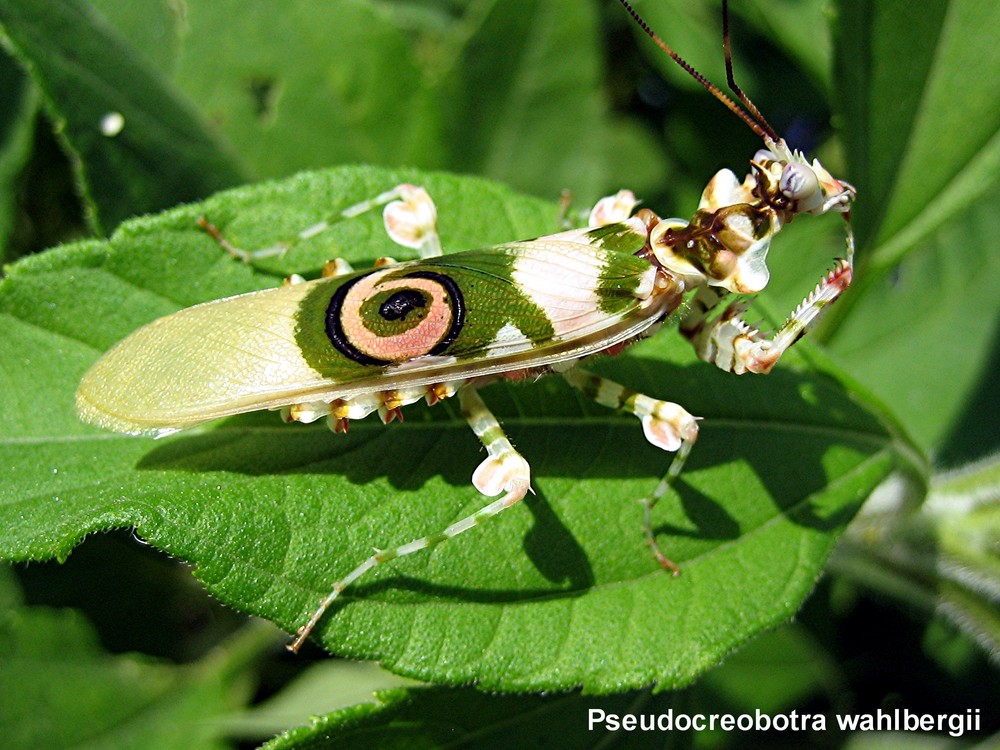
289 386 529 652
588 190 639 227
200 184 443 263
562 366 698 573
683 247 854 375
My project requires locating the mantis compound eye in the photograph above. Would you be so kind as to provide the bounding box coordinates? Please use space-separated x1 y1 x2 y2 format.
779 162 820 202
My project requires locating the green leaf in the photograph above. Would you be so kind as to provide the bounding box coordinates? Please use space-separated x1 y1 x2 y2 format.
168 0 445 180
87 0 665 205
74 0 669 209
227 661 416 741
837 0 1000 264
0 0 245 234
436 0 622 204
84 0 182 76
828 0 1000 459
260 626 839 748
827 188 1000 455
262 685 685 749
0 571 264 750
0 165 897 693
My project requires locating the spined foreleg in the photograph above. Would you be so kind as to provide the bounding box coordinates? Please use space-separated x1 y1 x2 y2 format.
681 257 853 375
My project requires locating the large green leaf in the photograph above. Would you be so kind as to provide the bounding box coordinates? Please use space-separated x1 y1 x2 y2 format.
168 0 444 180
260 686 685 749
0 0 245 234
436 0 610 203
827 0 1000 458
838 0 1000 261
0 166 897 693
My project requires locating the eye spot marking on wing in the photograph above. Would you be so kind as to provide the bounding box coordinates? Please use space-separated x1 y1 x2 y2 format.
326 269 465 365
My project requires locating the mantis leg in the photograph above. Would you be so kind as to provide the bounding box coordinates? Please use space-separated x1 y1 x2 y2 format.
682 258 853 375
562 366 698 574
289 386 530 652
199 183 443 262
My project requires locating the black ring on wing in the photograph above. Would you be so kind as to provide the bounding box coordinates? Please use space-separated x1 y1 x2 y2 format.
324 269 466 366
406 270 465 354
325 272 387 366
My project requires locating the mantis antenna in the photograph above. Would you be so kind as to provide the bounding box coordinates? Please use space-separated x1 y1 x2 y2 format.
616 0 779 142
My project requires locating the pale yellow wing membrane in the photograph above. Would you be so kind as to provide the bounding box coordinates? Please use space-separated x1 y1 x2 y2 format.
76 282 327 435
